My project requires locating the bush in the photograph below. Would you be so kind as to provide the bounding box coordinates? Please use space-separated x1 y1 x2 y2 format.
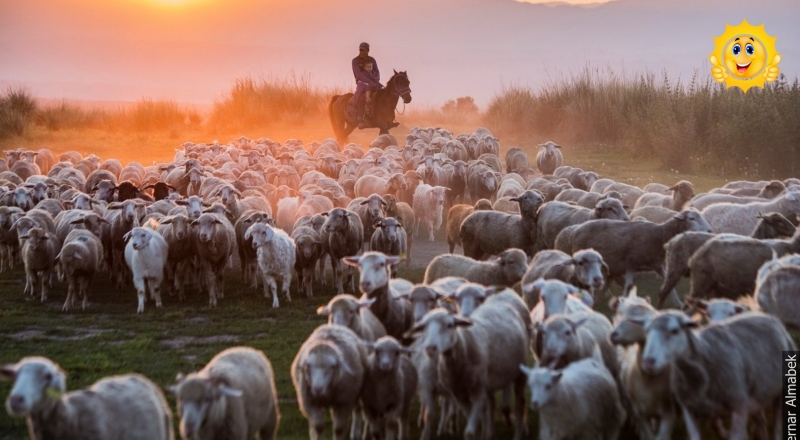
441 96 479 115
0 87 37 139
484 66 800 179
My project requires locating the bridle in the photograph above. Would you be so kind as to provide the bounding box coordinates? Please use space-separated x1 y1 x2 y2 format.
389 72 411 115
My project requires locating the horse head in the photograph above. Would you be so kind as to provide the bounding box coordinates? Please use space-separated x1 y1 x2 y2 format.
391 70 412 104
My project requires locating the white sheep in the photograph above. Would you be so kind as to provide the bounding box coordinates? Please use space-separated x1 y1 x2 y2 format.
244 222 295 308
522 249 607 308
291 324 369 440
192 212 236 306
640 311 797 440
535 141 563 175
534 198 630 251
370 217 407 276
520 351 624 440
412 184 449 242
19 227 60 303
360 336 418 440
633 180 695 211
316 294 387 342
423 248 528 288
701 192 800 235
0 356 173 440
755 255 800 330
124 226 168 314
170 346 280 440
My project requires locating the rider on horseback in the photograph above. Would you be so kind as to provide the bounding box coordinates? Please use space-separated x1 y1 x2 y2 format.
351 42 383 129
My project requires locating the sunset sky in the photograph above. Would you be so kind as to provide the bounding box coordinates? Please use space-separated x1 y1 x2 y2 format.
1 0 797 107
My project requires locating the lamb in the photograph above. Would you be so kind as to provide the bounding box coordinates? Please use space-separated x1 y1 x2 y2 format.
321 208 364 294
244 222 296 308
521 249 607 308
348 194 387 248
291 324 369 440
535 141 563 175
317 294 387 342
755 256 800 330
124 227 168 314
608 288 675 440
686 231 800 301
360 336 418 440
405 304 529 440
234 210 273 290
0 356 173 440
423 248 528 289
370 217 407 276
445 199 492 253
412 184 449 242
520 352 624 440
382 194 415 263
655 212 796 307
460 190 545 259
633 180 695 211
701 192 800 234
554 209 712 294
56 229 103 311
343 252 414 341
192 213 236 306
156 214 194 300
534 198 630 251
640 311 797 440
466 163 500 202
20 227 59 302
105 198 149 287
170 346 280 440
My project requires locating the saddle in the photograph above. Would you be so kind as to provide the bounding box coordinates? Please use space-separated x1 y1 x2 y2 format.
346 97 376 127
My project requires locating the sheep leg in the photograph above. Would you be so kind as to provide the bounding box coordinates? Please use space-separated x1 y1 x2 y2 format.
418 387 436 440
204 266 217 306
39 270 50 302
303 267 313 298
623 270 635 295
752 410 768 440
500 387 512 426
464 392 487 440
217 270 225 299
63 277 76 312
281 274 292 303
364 411 381 440
332 258 343 295
427 219 435 242
654 411 675 440
23 268 33 296
679 404 702 440
330 406 352 440
150 277 163 308
134 276 147 313
385 416 399 440
483 393 495 440
513 374 527 439
728 408 749 440
306 406 325 440
80 276 91 310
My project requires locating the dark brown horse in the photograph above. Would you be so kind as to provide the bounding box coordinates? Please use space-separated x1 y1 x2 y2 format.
328 70 412 144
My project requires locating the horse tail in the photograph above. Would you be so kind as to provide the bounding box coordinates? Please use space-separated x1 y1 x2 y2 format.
328 95 345 144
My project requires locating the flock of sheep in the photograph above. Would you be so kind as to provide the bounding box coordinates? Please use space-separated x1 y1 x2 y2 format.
1 125 799 440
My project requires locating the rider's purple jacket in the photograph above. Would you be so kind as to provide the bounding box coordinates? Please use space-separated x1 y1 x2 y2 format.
352 55 380 86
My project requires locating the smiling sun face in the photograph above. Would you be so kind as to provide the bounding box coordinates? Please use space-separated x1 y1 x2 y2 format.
723 36 766 79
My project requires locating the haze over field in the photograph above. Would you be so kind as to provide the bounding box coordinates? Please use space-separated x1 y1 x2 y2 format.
1 0 798 106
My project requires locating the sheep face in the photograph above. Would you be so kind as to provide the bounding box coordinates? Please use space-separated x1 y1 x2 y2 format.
609 294 654 346
697 299 745 323
761 213 796 237
0 207 20 229
641 311 697 374
541 316 585 362
479 171 497 192
73 194 94 211
532 279 578 319
407 286 441 322
674 209 712 232
453 284 489 317
162 214 189 240
370 337 411 373
26 182 48 203
498 249 528 284
408 310 472 358
94 180 117 202
0 358 66 417
12 188 34 211
322 208 349 234
389 173 408 192
177 196 206 220
523 366 561 410
595 198 629 221
376 218 402 243
572 250 608 290
75 213 108 238
244 223 275 248
319 295 374 329
174 376 242 439
217 186 240 205
296 235 321 260
302 344 353 399
361 195 387 219
10 218 40 239
21 228 49 251
194 214 224 243
124 228 153 251
430 186 447 207
345 252 401 296
511 190 545 216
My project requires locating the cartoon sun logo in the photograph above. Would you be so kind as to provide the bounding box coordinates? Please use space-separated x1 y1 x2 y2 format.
709 19 781 92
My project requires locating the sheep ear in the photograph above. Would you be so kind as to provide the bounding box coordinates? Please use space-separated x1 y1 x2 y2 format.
569 317 589 330
337 359 356 377
122 231 132 242
218 386 243 398
625 317 647 327
679 314 699 328
357 298 376 309
554 144 562 149
403 322 426 339
373 219 383 228
342 256 360 267
243 227 253 241
551 371 563 383
360 200 370 205
519 364 532 376
69 218 85 225
386 256 402 266
0 364 16 381
316 306 330 316
608 296 621 311
453 316 473 327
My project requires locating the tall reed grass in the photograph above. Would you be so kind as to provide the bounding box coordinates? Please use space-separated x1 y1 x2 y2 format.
484 66 800 178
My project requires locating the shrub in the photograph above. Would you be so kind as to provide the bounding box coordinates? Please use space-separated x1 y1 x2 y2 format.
0 87 37 139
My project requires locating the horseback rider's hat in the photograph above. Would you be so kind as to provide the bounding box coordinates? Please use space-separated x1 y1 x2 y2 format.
359 42 370 50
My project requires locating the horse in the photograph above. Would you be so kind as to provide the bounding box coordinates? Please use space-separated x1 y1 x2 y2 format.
328 70 412 145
